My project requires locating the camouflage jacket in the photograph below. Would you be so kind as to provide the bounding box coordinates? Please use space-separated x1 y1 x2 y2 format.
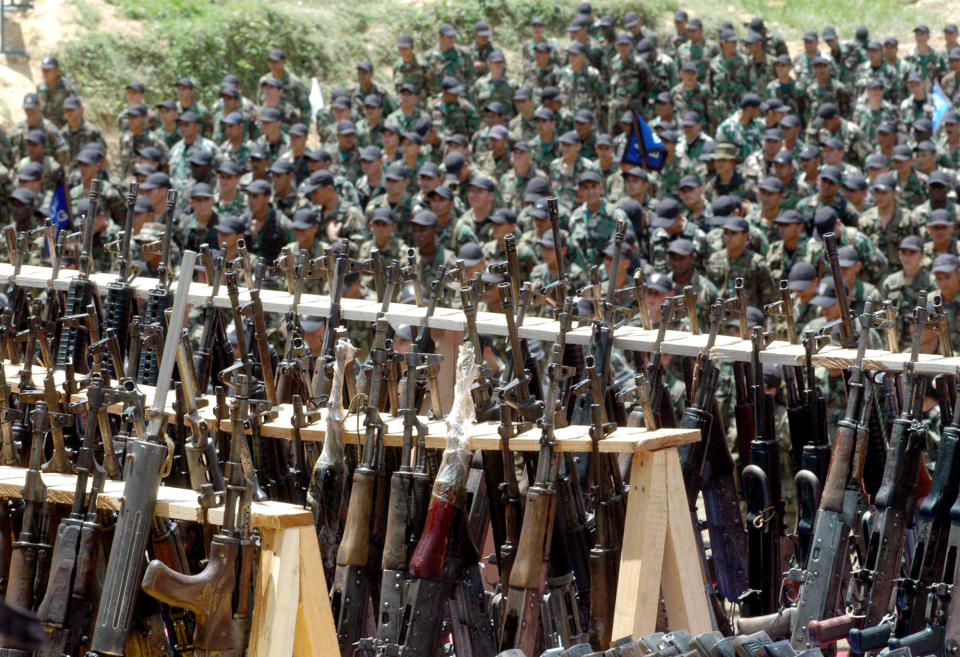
804 78 852 117
805 118 869 167
429 97 481 138
168 137 221 186
855 101 901 144
257 70 310 118
806 224 889 285
556 65 606 116
670 83 714 130
705 248 775 307
857 204 918 268
548 156 600 209
709 53 752 122
119 131 169 181
568 201 629 264
36 76 79 127
715 112 765 160
393 56 430 100
765 238 817 288
12 118 68 165
471 75 516 114
650 219 712 272
424 46 474 95
677 40 720 80
765 78 807 120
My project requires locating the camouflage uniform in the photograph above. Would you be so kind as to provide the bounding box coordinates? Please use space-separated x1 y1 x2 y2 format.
806 224 889 285
706 248 775 307
69 179 124 225
854 62 898 98
715 113 765 160
765 79 806 120
118 131 169 181
178 211 220 253
523 65 559 91
746 55 776 94
677 40 720 80
548 156 600 209
568 201 628 264
882 269 933 332
508 113 537 143
650 220 712 272
499 167 545 212
937 137 960 171
848 279 883 315
940 70 960 104
418 244 453 288
424 46 474 95
668 270 719 330
17 155 62 194
384 107 426 134
709 53 751 123
556 65 607 117
932 291 960 354
437 215 478 255
62 120 106 167
645 52 679 107
216 193 248 218
670 83 714 130
911 199 955 230
350 83 398 117
796 193 860 231
922 239 960 269
472 75 516 113
254 132 291 164
393 55 430 99
806 118 870 167
905 47 942 84
481 233 536 276
528 135 559 170
36 76 79 127
608 55 649 125
364 194 413 235
855 102 901 144
242 207 293 263
167 137 220 186
857 204 918 267
431 97 481 139
11 118 68 165
258 70 309 118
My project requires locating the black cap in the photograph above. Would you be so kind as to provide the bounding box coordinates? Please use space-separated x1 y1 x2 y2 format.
933 254 959 273
666 238 695 256
140 171 172 190
189 182 213 199
818 165 842 183
899 235 924 251
817 103 839 119
244 179 272 195
927 208 954 226
775 210 804 225
291 208 319 230
646 272 672 293
458 242 484 266
837 245 859 267
370 207 395 224
40 55 59 69
651 199 681 227
410 210 438 227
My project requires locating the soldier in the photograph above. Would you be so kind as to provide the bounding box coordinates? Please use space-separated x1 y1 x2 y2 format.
796 164 860 228
671 62 714 130
650 198 711 271
358 207 406 262
744 31 775 92
882 235 932 342
525 41 560 91
568 171 628 264
255 108 291 164
173 77 211 138
747 176 787 239
58 96 105 172
430 77 480 139
152 100 181 149
12 93 68 166
905 24 942 84
521 15 559 72
607 32 649 131
710 30 751 123
809 102 869 167
529 107 559 170
715 92 765 160
706 215 774 306
406 209 449 289
499 140 543 212
427 185 472 254
766 55 806 121
118 104 168 182
530 229 584 304
549 130 599 209
508 87 537 143
855 41 896 99
932 254 960 351
68 147 123 224
742 128 784 196
116 81 159 135
178 182 220 253
386 83 426 134
217 112 251 171
425 23 474 96
941 48 960 103
257 77 300 130
241 178 292 263
481 208 535 275
856 78 900 145
349 60 398 118
666 237 717 323
704 143 747 200
472 50 515 115
211 85 254 144
911 169 955 227
259 48 309 120
794 31 831 85
393 34 429 102
922 209 960 266
858 172 918 267
836 245 882 314
167 111 220 186
215 159 247 218
36 55 78 128
766 209 815 284
638 38 678 110
365 163 414 233
301 169 366 244
677 17 719 81
557 42 606 123
808 205 888 285
16 130 62 196
675 111 714 173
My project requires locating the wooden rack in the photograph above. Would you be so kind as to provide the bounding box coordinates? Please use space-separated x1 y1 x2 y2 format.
0 465 338 657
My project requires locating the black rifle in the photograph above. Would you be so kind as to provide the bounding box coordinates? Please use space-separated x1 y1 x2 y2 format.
103 182 139 377
55 180 102 373
193 248 232 393
135 189 178 385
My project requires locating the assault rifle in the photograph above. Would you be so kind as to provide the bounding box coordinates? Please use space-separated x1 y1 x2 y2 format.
55 180 102 373
85 250 195 657
193 247 232 393
103 182 139 376
135 190 178 385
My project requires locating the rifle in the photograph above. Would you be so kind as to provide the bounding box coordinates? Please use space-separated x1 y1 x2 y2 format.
103 183 139 376
3 226 28 334
809 298 931 646
193 249 231 393
313 244 361 406
85 250 196 657
741 326 783 617
394 343 480 657
499 300 577 657
849 371 960 652
331 317 392 656
35 377 107 657
307 331 356 584
0 365 21 466
588 403 618 648
646 297 679 429
141 373 257 657
547 197 565 281
822 233 856 347
55 180 102 373
461 280 497 422
3 403 52 643
785 300 878 650
135 190 178 386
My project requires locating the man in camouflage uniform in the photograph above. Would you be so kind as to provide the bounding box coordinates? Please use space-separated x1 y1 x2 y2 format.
59 96 106 171
69 148 124 226
671 62 714 130
386 84 427 134
425 23 474 96
167 111 220 186
710 30 751 123
796 165 860 229
910 169 954 227
905 24 942 84
557 42 606 123
17 131 62 195
650 198 711 272
766 55 806 121
258 48 309 119
13 93 68 167
284 209 326 294
430 77 480 139
255 108 291 164
882 235 932 342
706 216 774 306
855 41 897 98
766 209 816 284
118 104 168 182
568 171 629 265
607 33 649 130
549 131 599 209
365 163 415 236
856 79 900 144
922 209 960 268
808 205 888 285
715 93 765 160
744 31 776 92
837 245 883 314
300 170 366 245
481 208 536 276
932 253 960 352
393 34 429 102
638 38 678 110
666 237 718 328
858 172 918 267
472 50 515 113
357 207 406 262
36 55 78 128
677 17 718 81
178 182 220 253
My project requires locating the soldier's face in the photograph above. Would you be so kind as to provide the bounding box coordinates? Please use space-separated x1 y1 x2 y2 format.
246 191 269 214
357 69 373 86
294 225 319 248
397 46 413 61
625 175 648 197
176 85 194 105
338 133 356 151
822 147 843 165
915 32 929 47
935 270 960 299
908 81 925 99
668 252 694 277
439 34 455 50
535 118 554 139
568 53 586 68
722 229 747 251
128 114 146 133
78 162 99 182
775 163 793 182
429 195 452 217
884 43 898 60
64 107 83 127
803 39 818 55
263 86 283 105
261 120 281 141
159 107 177 129
872 187 894 206
747 42 763 58
813 64 829 83
763 139 782 158
759 189 783 211
10 200 30 229
418 174 440 193
26 142 45 161
399 90 418 112
928 223 954 245
360 158 381 178
868 49 882 65
536 50 551 66
385 178 407 198
559 142 580 160
489 61 505 77
178 121 200 141
720 41 737 57
126 89 145 105
596 145 613 167
775 62 792 80
579 181 602 206
468 187 493 210
217 172 239 193
370 219 395 242
190 196 214 219
678 185 701 206
916 150 936 170
383 131 400 149
363 106 382 122
777 221 803 243
687 27 702 41
510 148 533 171
930 183 950 204
714 158 735 176
410 224 436 250
41 68 58 87
401 140 420 160
268 60 284 77
680 69 697 86
899 247 922 271
539 243 557 267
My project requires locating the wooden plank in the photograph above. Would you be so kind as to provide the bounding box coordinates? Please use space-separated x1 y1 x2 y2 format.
251 528 301 657
611 450 669 639
294 526 339 657
0 465 313 529
660 449 713 634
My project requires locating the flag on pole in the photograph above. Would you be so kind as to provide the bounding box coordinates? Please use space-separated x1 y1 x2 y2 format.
48 179 72 237
933 81 950 133
309 76 325 123
621 111 665 170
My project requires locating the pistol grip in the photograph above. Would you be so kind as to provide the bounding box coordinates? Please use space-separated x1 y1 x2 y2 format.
141 538 238 651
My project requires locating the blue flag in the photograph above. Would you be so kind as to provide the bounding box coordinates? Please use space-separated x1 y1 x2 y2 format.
933 82 950 133
621 111 665 170
48 180 71 236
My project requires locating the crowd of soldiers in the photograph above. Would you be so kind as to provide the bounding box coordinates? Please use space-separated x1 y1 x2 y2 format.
3 3 960 494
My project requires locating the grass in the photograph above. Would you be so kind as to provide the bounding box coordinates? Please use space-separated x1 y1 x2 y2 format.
69 0 101 29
